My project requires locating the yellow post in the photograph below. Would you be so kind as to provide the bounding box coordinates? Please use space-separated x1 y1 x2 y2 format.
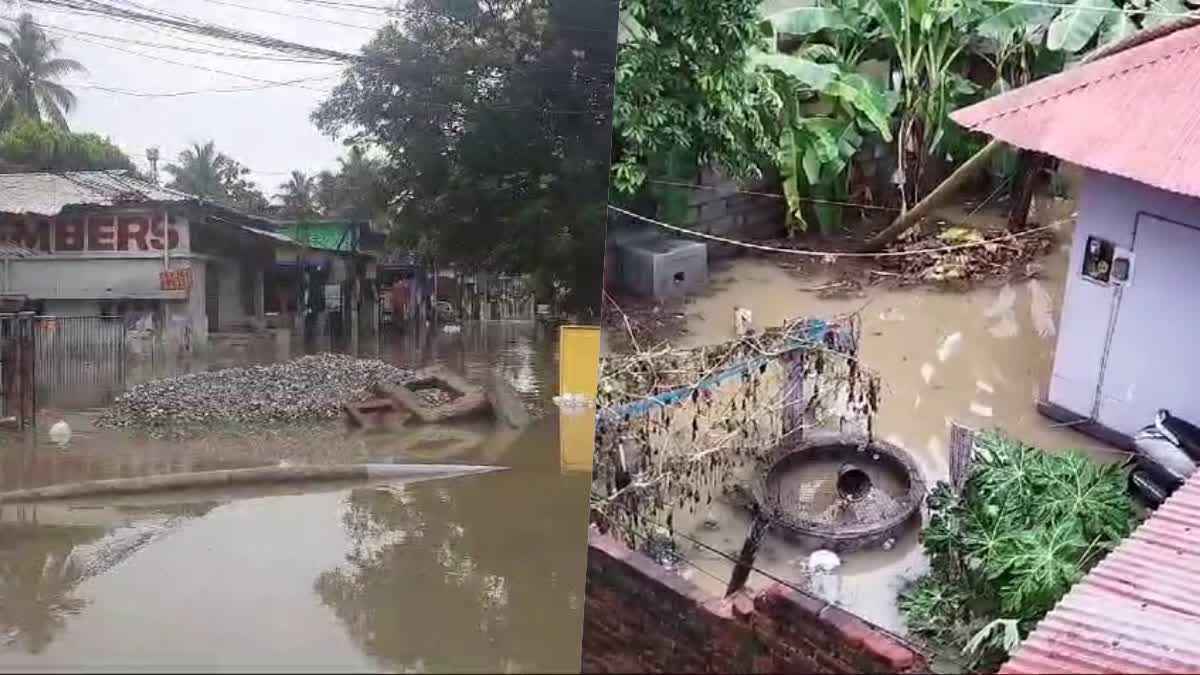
558 325 601 398
558 325 601 474
559 407 596 474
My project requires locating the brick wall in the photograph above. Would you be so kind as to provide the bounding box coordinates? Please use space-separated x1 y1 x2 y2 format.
684 169 784 259
582 529 930 674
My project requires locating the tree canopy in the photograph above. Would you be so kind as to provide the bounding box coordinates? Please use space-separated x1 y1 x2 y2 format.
276 170 318 220
0 117 138 173
163 140 269 214
314 0 618 314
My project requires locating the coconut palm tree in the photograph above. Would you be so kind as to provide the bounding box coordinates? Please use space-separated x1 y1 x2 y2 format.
163 140 228 198
0 13 86 128
277 170 318 219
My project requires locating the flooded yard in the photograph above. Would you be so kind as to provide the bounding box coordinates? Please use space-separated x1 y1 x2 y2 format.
624 205 1125 634
0 321 590 672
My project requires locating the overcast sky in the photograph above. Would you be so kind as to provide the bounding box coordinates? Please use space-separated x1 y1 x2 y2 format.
4 0 395 201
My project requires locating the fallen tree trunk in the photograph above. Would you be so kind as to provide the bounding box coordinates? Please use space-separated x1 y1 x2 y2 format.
0 463 506 504
1007 150 1053 231
856 139 1007 253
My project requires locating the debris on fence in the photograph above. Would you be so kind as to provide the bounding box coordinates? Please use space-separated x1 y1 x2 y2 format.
98 354 415 433
592 315 881 555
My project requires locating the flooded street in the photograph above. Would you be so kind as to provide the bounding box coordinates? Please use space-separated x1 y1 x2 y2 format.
647 206 1123 635
0 321 590 672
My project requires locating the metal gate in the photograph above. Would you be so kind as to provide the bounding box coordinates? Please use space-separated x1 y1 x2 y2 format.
0 312 36 426
34 315 127 410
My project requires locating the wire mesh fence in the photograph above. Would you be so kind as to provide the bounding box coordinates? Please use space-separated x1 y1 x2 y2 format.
590 315 880 552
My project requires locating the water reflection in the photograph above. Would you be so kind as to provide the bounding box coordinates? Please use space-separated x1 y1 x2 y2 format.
0 519 93 654
316 467 590 672
0 321 592 670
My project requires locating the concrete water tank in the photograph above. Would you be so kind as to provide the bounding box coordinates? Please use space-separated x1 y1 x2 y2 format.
613 230 708 301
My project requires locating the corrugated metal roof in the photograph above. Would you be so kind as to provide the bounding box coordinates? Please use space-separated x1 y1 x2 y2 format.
1000 472 1200 674
951 21 1200 200
0 242 39 258
0 171 195 216
242 225 301 247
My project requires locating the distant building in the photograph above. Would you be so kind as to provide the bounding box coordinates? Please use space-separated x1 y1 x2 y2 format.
0 170 301 354
952 18 1200 446
271 219 383 347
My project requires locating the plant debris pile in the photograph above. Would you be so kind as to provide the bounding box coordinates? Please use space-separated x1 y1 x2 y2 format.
99 354 415 433
600 291 689 353
591 315 881 551
755 217 1062 290
874 223 1058 284
900 431 1136 671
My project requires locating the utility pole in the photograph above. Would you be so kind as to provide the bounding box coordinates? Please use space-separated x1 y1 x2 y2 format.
146 147 160 185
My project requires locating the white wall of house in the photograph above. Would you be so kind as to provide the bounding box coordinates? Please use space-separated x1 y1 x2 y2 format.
1048 169 1200 436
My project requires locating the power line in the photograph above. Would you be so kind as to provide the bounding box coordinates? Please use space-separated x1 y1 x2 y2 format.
24 0 367 63
54 28 608 112
278 0 398 16
608 204 1059 259
191 0 387 31
47 28 335 92
68 75 341 97
39 1 337 60
9 15 345 64
646 178 900 212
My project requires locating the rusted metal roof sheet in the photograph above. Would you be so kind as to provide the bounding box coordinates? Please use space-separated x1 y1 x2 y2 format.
0 171 194 216
951 20 1200 200
1000 472 1200 674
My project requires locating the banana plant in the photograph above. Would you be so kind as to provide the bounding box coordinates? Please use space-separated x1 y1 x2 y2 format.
753 6 897 235
1044 0 1196 54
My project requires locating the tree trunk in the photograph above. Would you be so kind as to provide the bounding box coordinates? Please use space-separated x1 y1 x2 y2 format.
1007 150 1050 232
856 139 1007 253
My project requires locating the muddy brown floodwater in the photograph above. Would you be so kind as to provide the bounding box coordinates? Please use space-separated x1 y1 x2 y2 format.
0 321 589 672
649 203 1125 637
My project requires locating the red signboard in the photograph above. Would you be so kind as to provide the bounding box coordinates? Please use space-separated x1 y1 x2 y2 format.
0 213 182 253
160 267 193 292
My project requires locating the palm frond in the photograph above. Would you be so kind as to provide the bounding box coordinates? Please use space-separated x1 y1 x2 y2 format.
38 57 86 79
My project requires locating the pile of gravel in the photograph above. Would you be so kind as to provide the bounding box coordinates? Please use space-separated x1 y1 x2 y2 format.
98 353 415 432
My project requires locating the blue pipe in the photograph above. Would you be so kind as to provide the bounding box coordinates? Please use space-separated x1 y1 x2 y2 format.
601 319 829 420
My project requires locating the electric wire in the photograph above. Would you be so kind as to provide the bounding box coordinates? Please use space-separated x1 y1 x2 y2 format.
192 0 385 31
608 205 1060 259
6 15 346 64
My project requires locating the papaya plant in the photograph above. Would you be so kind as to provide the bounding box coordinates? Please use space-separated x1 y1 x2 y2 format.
900 431 1137 671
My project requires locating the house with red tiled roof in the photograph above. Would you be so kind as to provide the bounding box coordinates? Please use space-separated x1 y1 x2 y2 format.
952 18 1200 448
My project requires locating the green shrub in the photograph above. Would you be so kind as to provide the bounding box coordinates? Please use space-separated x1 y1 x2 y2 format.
901 430 1135 671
